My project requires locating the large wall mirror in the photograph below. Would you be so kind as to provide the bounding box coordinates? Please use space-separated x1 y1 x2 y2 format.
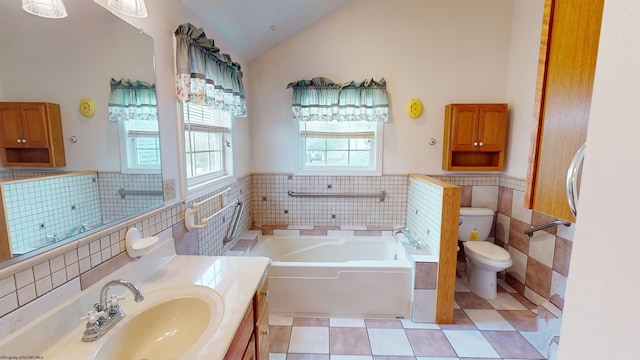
0 0 163 267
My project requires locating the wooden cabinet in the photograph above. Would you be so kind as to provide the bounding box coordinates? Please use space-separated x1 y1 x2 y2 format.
225 304 255 360
524 0 603 222
442 103 508 171
253 271 269 360
0 102 66 167
225 270 269 360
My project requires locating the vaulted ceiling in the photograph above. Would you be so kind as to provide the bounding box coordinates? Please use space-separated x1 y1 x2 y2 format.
180 0 350 62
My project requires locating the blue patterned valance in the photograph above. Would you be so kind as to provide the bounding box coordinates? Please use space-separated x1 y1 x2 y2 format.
108 78 157 122
287 77 389 122
175 23 246 117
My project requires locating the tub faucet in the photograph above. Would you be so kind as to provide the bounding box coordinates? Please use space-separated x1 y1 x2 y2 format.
67 223 88 238
81 279 144 342
393 229 422 249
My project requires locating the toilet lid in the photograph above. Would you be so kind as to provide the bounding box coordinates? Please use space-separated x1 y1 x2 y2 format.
464 241 511 262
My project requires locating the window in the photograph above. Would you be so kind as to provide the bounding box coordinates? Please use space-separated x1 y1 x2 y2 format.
118 116 160 174
182 102 233 190
296 120 383 175
288 77 388 175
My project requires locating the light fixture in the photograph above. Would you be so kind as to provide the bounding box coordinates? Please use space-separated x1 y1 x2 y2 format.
108 0 148 18
22 0 68 19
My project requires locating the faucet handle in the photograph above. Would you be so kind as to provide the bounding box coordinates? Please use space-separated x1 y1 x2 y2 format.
107 295 125 308
80 310 105 323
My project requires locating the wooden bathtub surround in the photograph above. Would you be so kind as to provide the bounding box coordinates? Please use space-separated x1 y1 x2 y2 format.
524 0 603 222
409 174 460 324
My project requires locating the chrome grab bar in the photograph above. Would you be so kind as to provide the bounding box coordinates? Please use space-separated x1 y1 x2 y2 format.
566 143 586 218
287 190 387 201
223 200 245 244
524 219 571 237
118 188 163 199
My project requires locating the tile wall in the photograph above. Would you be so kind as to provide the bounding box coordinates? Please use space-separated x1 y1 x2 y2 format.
97 172 164 223
251 174 408 227
191 175 253 257
406 176 444 257
1 172 101 254
442 175 574 310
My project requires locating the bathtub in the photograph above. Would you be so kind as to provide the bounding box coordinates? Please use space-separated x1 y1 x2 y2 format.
250 235 413 318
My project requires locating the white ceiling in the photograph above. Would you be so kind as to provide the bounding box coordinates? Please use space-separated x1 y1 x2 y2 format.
180 0 350 62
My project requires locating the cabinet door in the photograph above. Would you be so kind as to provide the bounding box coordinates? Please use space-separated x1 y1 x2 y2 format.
525 0 603 221
20 103 50 148
0 103 24 148
243 335 256 360
476 104 507 152
449 104 479 151
255 307 269 360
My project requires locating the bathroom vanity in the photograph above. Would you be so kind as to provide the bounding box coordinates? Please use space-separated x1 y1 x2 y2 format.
0 237 270 359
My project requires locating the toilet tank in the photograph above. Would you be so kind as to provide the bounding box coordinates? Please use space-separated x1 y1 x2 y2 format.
458 207 495 241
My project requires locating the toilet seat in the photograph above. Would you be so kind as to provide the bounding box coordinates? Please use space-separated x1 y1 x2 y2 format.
464 241 511 264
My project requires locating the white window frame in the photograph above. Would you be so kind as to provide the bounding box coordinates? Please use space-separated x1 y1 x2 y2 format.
117 119 161 174
181 102 235 197
294 120 383 176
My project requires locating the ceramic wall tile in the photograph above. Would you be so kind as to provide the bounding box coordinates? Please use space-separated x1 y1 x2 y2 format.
529 230 556 268
471 185 499 210
510 190 533 224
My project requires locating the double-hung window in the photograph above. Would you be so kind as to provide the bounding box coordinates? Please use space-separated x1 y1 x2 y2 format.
182 102 233 190
174 23 247 194
296 120 383 175
289 77 389 175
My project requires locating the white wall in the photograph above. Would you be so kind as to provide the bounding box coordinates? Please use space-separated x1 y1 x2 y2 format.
94 0 252 201
248 0 515 174
558 1 640 358
0 0 154 172
504 0 544 178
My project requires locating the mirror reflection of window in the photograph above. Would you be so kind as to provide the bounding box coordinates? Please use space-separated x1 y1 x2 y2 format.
108 78 160 174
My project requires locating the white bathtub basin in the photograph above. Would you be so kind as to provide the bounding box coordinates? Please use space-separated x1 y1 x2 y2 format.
251 235 413 318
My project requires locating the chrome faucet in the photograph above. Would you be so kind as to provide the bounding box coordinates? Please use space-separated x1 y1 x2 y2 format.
81 279 144 342
393 228 423 249
67 223 88 238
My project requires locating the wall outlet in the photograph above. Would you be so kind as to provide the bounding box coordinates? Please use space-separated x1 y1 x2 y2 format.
163 178 176 200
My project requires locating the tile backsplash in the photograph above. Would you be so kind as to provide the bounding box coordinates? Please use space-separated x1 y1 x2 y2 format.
251 174 408 227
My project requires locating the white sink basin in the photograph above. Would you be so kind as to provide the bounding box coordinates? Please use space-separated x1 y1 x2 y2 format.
45 285 224 359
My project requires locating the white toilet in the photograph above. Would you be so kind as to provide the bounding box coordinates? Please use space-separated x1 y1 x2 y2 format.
459 207 512 299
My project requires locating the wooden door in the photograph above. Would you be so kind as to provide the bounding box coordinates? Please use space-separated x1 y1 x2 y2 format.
0 103 24 148
525 0 603 222
20 103 50 148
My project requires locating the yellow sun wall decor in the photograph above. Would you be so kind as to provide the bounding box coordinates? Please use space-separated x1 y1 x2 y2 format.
407 98 423 119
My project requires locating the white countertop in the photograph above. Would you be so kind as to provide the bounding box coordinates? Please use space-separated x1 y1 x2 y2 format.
0 237 270 359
